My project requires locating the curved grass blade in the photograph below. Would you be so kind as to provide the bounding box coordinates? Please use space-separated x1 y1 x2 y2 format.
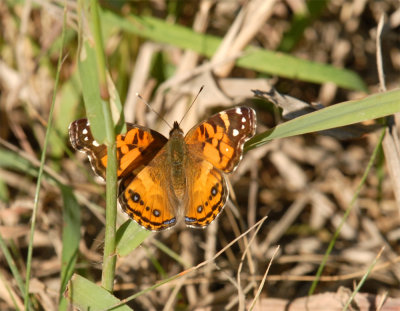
101 10 366 91
245 88 400 151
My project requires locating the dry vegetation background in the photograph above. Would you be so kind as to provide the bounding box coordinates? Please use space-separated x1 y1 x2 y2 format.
0 0 400 310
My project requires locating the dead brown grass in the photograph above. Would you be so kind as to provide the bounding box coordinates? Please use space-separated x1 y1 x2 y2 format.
0 0 399 310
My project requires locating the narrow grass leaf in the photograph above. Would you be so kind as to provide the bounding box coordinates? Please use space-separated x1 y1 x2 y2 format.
24 6 67 307
246 88 400 151
0 149 38 178
49 74 81 158
0 232 26 299
116 220 151 257
78 39 107 144
58 186 81 310
342 247 384 311
0 178 9 202
65 274 132 311
102 10 366 91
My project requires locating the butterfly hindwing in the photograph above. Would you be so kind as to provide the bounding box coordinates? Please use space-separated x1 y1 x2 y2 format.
184 160 228 228
185 107 256 173
119 150 177 231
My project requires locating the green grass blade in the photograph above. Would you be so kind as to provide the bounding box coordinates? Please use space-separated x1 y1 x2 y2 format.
246 88 400 151
24 6 67 309
342 248 384 311
0 149 38 178
239 49 366 92
58 186 81 310
101 10 366 91
0 232 26 299
0 177 9 202
65 274 132 311
116 220 151 257
49 74 81 158
78 39 107 144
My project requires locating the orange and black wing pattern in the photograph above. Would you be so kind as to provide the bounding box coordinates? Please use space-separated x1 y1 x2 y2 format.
183 107 256 228
118 149 178 231
184 159 228 228
69 119 168 180
184 107 256 173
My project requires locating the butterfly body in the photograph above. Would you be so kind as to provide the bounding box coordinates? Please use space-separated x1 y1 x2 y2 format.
167 122 187 202
69 107 256 231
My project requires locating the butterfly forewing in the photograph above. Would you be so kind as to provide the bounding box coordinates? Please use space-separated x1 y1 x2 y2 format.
184 107 256 173
69 119 168 179
69 119 108 179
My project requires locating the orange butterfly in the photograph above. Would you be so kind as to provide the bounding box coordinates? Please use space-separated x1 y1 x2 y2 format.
69 107 256 231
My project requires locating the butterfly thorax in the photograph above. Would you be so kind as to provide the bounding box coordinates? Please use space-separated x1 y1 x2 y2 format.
167 122 187 201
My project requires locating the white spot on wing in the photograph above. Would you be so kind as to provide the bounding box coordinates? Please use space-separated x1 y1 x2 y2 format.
236 108 242 115
92 140 100 147
233 129 239 137
84 136 89 141
82 128 88 135
241 124 245 129
241 117 246 123
226 148 229 152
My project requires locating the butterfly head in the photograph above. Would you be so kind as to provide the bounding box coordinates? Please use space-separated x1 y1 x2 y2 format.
170 121 184 137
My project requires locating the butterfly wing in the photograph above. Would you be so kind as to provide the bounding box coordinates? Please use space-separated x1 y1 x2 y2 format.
184 159 228 228
69 118 176 231
184 107 256 173
183 107 256 227
69 118 168 179
119 149 178 231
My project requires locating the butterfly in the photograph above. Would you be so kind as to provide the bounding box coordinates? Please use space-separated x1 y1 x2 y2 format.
69 107 256 231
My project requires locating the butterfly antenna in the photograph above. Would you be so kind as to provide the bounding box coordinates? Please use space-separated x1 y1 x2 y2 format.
136 93 172 129
178 85 204 126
